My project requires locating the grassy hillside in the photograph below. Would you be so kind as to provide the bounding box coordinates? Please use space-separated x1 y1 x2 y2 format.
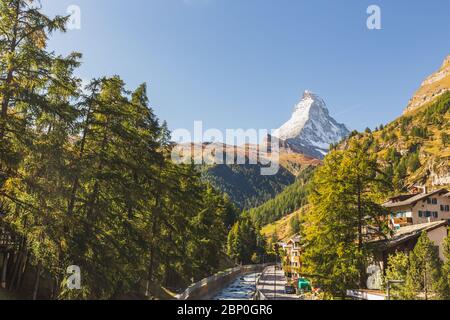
260 208 306 241
339 91 450 191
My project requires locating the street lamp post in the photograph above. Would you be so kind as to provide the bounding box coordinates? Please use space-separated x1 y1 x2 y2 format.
255 238 260 294
274 256 277 300
273 243 279 300
386 280 404 300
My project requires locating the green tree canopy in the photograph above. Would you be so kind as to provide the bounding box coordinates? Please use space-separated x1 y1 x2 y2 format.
302 138 390 297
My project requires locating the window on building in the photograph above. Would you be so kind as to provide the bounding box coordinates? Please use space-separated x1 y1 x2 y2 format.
426 211 431 218
432 198 438 205
433 212 438 218
395 212 407 218
427 198 431 204
419 211 423 217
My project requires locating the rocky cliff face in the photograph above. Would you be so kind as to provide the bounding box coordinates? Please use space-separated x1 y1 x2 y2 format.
404 54 450 114
272 91 349 159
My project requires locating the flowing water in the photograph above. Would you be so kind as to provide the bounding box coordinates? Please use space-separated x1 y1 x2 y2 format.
212 272 261 300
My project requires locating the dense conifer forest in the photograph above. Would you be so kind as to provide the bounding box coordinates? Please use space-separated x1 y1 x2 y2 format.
0 0 239 299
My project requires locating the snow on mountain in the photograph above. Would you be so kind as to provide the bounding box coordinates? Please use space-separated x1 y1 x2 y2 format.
272 90 349 159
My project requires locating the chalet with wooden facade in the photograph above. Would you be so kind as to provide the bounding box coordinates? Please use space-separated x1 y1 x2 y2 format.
382 188 450 228
363 220 449 295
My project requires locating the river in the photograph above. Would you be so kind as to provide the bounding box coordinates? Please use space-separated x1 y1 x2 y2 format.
212 272 261 300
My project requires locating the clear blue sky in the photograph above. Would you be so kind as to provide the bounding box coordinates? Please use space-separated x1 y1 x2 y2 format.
42 0 450 133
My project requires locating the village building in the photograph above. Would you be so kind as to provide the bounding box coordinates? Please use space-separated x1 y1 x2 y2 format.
382 188 450 228
370 220 448 268
281 187 450 299
281 236 302 279
350 220 449 300
365 220 448 290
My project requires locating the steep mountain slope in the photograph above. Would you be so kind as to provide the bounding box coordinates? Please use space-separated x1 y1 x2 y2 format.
174 140 321 210
199 145 320 209
272 91 350 159
201 163 295 210
248 166 315 228
339 55 450 190
405 54 450 114
260 209 305 242
365 91 450 189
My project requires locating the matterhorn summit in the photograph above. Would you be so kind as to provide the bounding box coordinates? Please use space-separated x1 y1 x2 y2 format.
272 90 349 159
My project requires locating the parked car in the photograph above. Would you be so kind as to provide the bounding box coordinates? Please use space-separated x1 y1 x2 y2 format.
284 285 296 294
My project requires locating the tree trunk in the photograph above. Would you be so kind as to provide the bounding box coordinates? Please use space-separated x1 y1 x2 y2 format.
50 277 57 300
51 277 60 300
67 103 92 217
357 180 365 288
424 265 428 300
32 261 42 300
86 131 108 220
1 252 9 289
0 67 14 141
145 158 164 297
15 251 28 292
146 189 162 297
9 237 26 290
0 0 19 141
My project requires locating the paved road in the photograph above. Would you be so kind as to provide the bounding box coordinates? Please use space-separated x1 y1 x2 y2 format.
257 265 302 300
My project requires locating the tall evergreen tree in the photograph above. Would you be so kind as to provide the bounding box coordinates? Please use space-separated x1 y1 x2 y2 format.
384 251 409 300
404 232 442 300
227 216 261 265
302 138 390 297
441 232 450 299
0 0 81 297
0 0 240 300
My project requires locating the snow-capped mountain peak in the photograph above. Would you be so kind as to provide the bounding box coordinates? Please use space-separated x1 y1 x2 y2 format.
272 90 349 159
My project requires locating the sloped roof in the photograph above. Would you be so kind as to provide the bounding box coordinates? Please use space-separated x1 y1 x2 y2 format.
371 220 448 250
383 188 448 208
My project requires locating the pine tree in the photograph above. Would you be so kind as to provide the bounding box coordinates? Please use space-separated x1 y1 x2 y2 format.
227 216 261 265
302 138 390 297
407 152 421 173
441 132 450 147
0 0 240 300
290 215 301 235
384 251 409 300
404 232 442 300
0 0 81 296
441 232 450 299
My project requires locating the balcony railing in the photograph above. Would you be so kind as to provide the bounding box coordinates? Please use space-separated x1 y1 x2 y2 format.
392 217 413 226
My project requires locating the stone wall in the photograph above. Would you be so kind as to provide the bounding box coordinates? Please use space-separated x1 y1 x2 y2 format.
177 264 271 300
